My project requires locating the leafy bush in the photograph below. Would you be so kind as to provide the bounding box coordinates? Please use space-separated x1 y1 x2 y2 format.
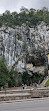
22 71 31 85
0 59 22 88
0 59 9 88
45 79 49 87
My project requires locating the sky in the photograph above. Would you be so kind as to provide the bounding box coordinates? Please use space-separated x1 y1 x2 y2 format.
0 0 49 13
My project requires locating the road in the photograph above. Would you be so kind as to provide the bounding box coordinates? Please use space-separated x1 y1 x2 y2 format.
0 99 49 111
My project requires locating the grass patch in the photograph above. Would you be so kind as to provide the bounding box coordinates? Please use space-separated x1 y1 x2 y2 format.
45 79 49 87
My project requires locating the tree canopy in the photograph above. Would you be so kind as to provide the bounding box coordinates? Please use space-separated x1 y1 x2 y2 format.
0 7 49 28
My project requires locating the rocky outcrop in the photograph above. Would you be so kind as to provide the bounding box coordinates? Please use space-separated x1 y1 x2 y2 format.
0 22 49 75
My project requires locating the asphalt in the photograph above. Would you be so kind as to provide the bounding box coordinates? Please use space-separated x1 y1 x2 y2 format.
0 98 49 111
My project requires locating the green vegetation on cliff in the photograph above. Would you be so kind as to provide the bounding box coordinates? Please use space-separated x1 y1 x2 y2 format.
45 79 49 87
0 59 9 88
0 59 22 88
0 7 49 27
0 59 48 88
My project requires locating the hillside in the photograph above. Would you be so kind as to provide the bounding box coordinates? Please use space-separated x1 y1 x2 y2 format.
0 7 49 87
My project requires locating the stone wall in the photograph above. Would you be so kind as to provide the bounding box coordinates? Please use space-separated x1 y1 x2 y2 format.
0 87 49 101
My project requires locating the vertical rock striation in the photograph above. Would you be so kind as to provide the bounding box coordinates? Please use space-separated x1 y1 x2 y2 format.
0 22 49 74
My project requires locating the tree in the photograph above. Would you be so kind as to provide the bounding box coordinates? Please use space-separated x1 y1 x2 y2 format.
0 59 9 88
8 69 22 87
20 6 29 14
22 71 31 85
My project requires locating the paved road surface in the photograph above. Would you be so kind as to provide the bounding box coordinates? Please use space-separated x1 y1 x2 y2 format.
0 99 49 111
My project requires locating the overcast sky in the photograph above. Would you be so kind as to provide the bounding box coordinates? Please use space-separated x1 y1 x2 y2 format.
0 0 49 13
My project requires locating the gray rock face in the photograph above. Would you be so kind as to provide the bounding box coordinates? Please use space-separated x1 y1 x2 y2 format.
0 22 49 74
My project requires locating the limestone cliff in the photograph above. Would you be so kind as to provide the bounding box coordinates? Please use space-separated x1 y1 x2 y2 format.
0 22 49 75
